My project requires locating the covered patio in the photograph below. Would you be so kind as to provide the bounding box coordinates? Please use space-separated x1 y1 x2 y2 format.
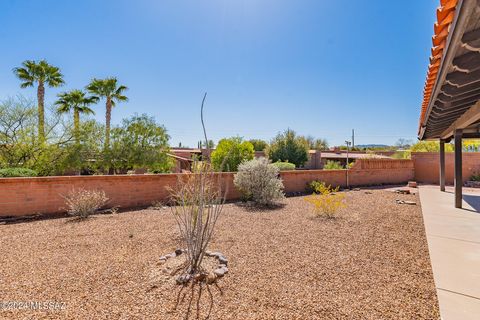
417 1 480 318
418 185 480 319
418 0 480 208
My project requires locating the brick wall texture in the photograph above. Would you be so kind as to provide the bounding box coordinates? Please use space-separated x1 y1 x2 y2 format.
0 159 415 217
411 152 480 184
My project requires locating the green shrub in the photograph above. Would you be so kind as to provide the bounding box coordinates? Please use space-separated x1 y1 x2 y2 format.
248 139 268 151
410 141 454 152
271 161 295 171
307 180 336 194
470 172 480 181
267 129 309 167
0 168 38 177
392 151 411 159
211 137 255 172
323 160 343 170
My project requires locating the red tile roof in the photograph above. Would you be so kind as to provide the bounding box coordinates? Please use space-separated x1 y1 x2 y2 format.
419 0 458 133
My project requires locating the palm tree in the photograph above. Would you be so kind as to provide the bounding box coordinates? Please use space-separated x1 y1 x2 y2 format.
55 90 98 143
13 60 65 142
86 78 128 149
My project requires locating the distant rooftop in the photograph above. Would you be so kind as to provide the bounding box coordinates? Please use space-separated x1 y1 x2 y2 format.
320 152 390 160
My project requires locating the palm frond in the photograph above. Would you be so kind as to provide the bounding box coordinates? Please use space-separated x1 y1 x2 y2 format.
13 65 35 87
54 89 97 115
78 106 95 115
19 81 34 88
86 77 128 104
13 59 64 88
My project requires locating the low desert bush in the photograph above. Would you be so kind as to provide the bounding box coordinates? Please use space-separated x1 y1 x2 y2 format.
470 172 480 181
305 182 345 218
0 168 38 177
271 161 295 171
323 160 343 170
234 157 285 206
63 189 109 219
307 180 337 194
392 150 411 159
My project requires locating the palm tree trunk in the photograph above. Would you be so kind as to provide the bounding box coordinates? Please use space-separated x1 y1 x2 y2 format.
73 108 80 144
105 97 112 150
37 80 45 142
105 97 113 175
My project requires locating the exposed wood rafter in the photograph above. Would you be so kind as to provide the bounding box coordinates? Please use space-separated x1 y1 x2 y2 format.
441 101 480 138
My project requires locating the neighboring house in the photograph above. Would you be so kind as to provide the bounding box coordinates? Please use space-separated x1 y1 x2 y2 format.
170 148 203 160
301 147 390 169
169 147 392 171
167 153 193 173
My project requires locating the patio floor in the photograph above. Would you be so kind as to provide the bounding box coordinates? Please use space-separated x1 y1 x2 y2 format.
418 185 480 320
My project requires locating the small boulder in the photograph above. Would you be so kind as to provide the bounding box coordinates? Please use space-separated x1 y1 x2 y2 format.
214 266 228 277
213 268 225 277
396 199 416 205
205 251 214 257
217 255 228 266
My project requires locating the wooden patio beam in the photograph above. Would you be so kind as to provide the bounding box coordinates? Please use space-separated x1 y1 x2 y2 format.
441 101 480 139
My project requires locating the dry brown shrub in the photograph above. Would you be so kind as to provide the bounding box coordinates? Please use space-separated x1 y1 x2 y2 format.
63 188 108 219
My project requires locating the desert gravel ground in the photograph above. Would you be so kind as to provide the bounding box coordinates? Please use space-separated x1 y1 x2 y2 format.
0 189 439 319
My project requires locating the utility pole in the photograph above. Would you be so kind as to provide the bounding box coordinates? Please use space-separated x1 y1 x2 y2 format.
352 129 355 149
345 140 352 189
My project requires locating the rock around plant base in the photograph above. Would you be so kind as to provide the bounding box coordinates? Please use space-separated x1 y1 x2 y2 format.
158 249 229 285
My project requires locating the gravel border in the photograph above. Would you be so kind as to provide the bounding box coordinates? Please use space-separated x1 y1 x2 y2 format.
0 190 439 319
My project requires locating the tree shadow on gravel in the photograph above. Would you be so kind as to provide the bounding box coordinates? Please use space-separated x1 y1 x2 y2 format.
170 281 223 320
233 201 286 213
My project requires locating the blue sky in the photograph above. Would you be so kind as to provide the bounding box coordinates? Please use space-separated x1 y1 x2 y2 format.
0 0 437 147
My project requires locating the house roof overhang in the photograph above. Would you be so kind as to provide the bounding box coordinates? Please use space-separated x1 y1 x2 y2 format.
418 0 480 140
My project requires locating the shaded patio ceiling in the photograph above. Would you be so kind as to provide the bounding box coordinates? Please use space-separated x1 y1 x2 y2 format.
419 0 480 140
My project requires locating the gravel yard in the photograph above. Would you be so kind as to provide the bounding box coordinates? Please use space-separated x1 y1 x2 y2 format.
0 189 439 319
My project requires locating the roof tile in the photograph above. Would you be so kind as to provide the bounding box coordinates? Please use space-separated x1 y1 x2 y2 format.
418 0 458 134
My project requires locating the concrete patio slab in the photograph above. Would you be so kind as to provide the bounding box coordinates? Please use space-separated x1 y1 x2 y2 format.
436 289 480 320
418 185 480 320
